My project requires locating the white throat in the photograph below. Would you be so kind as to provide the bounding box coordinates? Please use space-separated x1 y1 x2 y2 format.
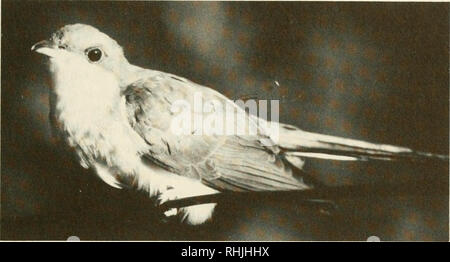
50 55 122 127
49 55 145 169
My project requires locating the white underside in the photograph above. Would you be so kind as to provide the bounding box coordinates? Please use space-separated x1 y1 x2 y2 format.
49 51 218 225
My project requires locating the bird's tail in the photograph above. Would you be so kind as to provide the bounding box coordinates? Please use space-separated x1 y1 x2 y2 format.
277 123 448 168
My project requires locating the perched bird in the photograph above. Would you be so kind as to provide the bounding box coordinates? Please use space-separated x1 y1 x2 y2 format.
32 24 447 225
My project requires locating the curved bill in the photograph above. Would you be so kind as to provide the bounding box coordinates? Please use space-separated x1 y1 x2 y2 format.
31 40 58 57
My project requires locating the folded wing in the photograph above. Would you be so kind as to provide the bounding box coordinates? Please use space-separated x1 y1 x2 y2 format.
123 71 309 192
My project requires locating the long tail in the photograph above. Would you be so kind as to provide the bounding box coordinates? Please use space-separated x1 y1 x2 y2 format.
278 123 448 165
160 124 447 216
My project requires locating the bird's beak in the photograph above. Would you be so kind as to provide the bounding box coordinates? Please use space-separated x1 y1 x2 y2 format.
31 40 58 57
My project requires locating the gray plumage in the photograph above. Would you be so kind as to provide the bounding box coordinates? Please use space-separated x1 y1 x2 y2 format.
123 72 308 192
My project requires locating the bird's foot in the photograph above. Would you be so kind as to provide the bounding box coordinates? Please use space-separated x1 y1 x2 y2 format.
157 186 179 218
157 185 218 225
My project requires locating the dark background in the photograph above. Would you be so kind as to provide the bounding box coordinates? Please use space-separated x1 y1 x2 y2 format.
1 1 448 240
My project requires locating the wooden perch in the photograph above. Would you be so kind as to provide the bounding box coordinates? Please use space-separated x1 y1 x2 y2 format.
159 181 447 210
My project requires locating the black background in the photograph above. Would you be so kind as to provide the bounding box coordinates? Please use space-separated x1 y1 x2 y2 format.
1 1 448 240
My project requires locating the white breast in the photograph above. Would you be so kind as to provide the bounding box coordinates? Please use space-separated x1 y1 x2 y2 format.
48 54 214 209
49 54 147 174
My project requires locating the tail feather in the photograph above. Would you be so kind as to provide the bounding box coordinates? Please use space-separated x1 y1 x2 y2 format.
278 124 448 163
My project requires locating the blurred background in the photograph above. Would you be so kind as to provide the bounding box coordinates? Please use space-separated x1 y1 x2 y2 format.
1 1 448 240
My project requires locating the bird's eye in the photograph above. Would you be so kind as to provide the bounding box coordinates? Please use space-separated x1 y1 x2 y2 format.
86 48 103 63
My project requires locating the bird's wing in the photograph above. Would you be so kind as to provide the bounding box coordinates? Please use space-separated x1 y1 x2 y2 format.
123 71 309 192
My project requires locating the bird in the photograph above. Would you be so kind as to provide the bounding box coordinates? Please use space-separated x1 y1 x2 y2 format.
31 24 448 225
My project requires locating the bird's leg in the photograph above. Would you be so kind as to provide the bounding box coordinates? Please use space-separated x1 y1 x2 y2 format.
156 180 218 225
157 185 179 217
137 163 218 224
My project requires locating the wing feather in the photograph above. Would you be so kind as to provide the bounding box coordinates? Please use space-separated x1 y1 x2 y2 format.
123 71 309 192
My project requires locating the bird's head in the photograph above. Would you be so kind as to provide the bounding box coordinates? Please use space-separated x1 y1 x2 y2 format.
32 24 133 86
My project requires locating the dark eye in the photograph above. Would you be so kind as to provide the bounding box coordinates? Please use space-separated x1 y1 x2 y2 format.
86 48 103 62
